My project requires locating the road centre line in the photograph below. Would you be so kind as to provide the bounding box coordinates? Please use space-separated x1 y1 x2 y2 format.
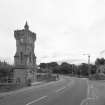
80 80 90 105
26 95 47 105
56 86 66 92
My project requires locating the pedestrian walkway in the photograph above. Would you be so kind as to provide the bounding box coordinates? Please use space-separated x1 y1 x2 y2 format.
87 80 105 105
0 76 62 98
0 81 44 97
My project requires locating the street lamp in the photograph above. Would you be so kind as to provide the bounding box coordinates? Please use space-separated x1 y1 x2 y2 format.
83 54 91 76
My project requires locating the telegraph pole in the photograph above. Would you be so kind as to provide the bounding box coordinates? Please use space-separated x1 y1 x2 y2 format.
88 55 91 76
83 54 91 76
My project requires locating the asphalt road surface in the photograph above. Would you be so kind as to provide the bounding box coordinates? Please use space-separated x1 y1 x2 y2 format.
0 77 88 105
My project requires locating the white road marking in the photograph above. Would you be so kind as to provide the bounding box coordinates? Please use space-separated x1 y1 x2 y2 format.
80 98 89 105
56 86 66 92
26 96 47 105
80 98 96 105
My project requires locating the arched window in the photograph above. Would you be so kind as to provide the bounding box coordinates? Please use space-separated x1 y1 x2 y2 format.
29 52 31 63
20 52 23 63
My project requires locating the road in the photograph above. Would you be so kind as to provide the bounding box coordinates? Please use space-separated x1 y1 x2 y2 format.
0 77 88 105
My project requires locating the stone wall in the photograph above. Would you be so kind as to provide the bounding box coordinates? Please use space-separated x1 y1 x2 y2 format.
13 69 27 85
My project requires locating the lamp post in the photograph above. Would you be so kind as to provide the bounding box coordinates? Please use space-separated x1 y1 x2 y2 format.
83 54 91 77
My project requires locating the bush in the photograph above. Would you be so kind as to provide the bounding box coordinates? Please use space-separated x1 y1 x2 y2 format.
89 73 105 80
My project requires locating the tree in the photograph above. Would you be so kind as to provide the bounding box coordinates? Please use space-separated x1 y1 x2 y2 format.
59 62 72 74
0 61 14 82
90 64 96 75
77 63 89 76
95 58 105 66
47 62 59 73
39 63 48 69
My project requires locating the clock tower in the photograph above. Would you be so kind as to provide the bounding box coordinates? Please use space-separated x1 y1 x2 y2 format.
14 22 37 85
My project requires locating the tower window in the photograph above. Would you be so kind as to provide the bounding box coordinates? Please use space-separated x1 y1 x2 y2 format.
29 52 31 63
20 52 23 63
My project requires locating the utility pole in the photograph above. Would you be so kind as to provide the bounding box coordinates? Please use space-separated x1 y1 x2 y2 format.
72 64 74 75
87 54 91 76
83 54 91 77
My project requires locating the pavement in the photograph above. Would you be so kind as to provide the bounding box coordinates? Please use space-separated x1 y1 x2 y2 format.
0 79 61 97
0 76 89 105
0 81 45 97
83 80 105 105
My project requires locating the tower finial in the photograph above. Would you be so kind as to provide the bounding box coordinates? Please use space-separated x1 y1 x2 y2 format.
24 21 29 30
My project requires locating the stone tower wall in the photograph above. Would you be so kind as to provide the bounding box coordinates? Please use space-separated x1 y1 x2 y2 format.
14 23 36 68
14 22 37 85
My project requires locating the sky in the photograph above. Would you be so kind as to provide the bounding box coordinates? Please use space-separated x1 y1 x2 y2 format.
0 0 105 64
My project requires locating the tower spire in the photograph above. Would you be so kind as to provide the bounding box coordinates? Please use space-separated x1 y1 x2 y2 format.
24 21 29 30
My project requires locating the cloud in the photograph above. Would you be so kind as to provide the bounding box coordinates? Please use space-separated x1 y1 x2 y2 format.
0 0 105 64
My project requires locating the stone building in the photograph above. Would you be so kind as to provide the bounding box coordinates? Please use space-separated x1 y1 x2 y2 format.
14 22 37 85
